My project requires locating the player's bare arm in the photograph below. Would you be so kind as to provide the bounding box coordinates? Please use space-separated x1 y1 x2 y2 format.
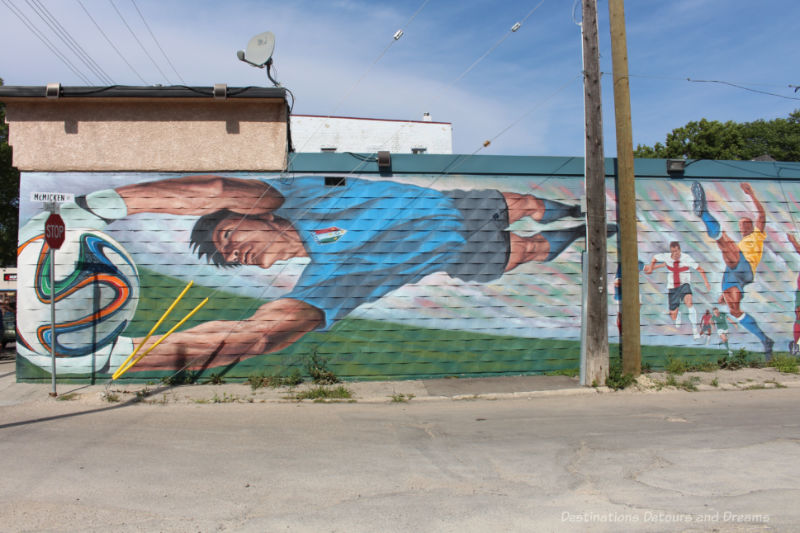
131 298 324 370
697 266 711 291
741 182 766 231
118 175 284 217
643 258 664 275
788 234 800 255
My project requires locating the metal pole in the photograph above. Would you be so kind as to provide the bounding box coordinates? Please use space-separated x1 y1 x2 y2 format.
46 202 58 397
49 244 57 397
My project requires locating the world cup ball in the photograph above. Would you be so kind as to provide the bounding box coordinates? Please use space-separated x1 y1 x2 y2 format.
17 229 139 373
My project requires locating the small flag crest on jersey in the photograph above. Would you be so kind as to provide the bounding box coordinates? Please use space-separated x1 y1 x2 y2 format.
313 227 346 244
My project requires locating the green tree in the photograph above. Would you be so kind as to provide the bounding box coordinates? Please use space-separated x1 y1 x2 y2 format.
634 110 800 162
0 78 20 267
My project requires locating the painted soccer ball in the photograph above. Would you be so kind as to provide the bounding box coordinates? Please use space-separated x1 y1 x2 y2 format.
17 229 139 373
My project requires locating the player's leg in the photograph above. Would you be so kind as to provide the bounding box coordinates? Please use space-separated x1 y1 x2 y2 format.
691 182 740 267
683 291 699 338
668 289 681 326
506 224 618 270
725 287 773 359
502 192 582 225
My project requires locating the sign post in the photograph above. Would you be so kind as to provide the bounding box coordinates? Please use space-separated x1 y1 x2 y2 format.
43 205 66 397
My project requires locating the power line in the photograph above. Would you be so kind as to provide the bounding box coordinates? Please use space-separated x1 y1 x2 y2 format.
1 0 92 84
627 74 800 102
449 0 546 88
130 0 185 84
26 0 115 85
686 78 800 102
76 0 149 85
109 0 171 84
288 0 432 156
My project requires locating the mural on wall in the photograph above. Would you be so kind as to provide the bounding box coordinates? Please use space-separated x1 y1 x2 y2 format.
17 173 598 380
630 177 800 361
16 172 800 382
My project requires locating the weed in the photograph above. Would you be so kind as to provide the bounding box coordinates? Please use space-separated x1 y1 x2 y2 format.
743 383 766 390
641 361 652 374
247 372 266 390
765 380 787 388
294 385 352 401
161 370 200 386
211 392 239 403
769 354 799 374
686 361 718 372
248 369 304 390
665 356 687 375
306 350 339 385
665 374 679 387
103 391 120 403
719 348 750 370
390 393 415 403
134 387 151 402
544 368 579 377
710 377 719 387
205 373 226 385
678 376 700 392
606 363 635 391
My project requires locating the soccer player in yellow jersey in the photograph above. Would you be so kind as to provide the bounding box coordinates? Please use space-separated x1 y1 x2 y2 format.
691 181 773 359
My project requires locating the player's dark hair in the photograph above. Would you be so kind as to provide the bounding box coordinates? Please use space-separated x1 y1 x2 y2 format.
190 210 238 268
669 241 680 249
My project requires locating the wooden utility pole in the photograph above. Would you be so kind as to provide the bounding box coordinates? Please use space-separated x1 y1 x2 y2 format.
608 0 641 376
581 0 609 386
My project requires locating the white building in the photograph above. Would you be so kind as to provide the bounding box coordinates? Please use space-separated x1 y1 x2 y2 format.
290 113 453 154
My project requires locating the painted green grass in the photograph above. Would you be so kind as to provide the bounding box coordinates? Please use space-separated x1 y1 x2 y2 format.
15 267 782 383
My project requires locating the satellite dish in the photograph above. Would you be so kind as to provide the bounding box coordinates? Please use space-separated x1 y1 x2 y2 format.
236 31 275 68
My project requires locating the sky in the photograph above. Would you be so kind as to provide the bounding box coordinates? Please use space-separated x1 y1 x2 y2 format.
1 0 798 157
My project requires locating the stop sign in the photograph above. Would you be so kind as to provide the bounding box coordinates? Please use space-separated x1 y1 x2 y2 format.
44 213 66 249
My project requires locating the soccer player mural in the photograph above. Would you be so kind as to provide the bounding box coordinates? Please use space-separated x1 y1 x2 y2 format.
691 181 774 359
17 173 606 377
16 172 800 381
643 241 710 339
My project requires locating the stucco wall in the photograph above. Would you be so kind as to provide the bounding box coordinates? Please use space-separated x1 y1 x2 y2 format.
5 99 287 171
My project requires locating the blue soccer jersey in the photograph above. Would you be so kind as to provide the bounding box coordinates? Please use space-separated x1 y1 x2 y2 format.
267 177 470 329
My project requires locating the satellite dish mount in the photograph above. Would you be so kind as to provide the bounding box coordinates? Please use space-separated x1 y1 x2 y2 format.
237 31 281 86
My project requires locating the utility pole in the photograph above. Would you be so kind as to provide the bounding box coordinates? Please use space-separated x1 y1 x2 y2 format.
580 0 609 386
608 0 641 376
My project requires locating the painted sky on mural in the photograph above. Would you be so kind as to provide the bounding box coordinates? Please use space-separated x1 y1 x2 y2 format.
1 0 798 156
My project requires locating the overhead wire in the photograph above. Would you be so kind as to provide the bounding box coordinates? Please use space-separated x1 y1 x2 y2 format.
25 0 115 85
109 0 171 85
1 0 92 84
627 74 800 102
129 0 185 84
287 0 432 157
76 0 149 85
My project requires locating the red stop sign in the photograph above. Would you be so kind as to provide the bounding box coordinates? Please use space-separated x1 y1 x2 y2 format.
44 213 66 249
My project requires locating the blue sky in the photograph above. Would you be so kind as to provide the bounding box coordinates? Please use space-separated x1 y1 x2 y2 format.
1 0 798 156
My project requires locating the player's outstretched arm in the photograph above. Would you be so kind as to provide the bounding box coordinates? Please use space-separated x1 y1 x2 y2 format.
788 234 800 255
642 257 663 275
697 266 711 291
117 175 284 217
740 182 766 231
130 298 324 371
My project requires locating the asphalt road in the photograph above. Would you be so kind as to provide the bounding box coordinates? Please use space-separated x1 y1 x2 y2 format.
2 386 799 532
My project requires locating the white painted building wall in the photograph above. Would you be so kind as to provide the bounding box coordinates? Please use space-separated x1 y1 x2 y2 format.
290 114 453 154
